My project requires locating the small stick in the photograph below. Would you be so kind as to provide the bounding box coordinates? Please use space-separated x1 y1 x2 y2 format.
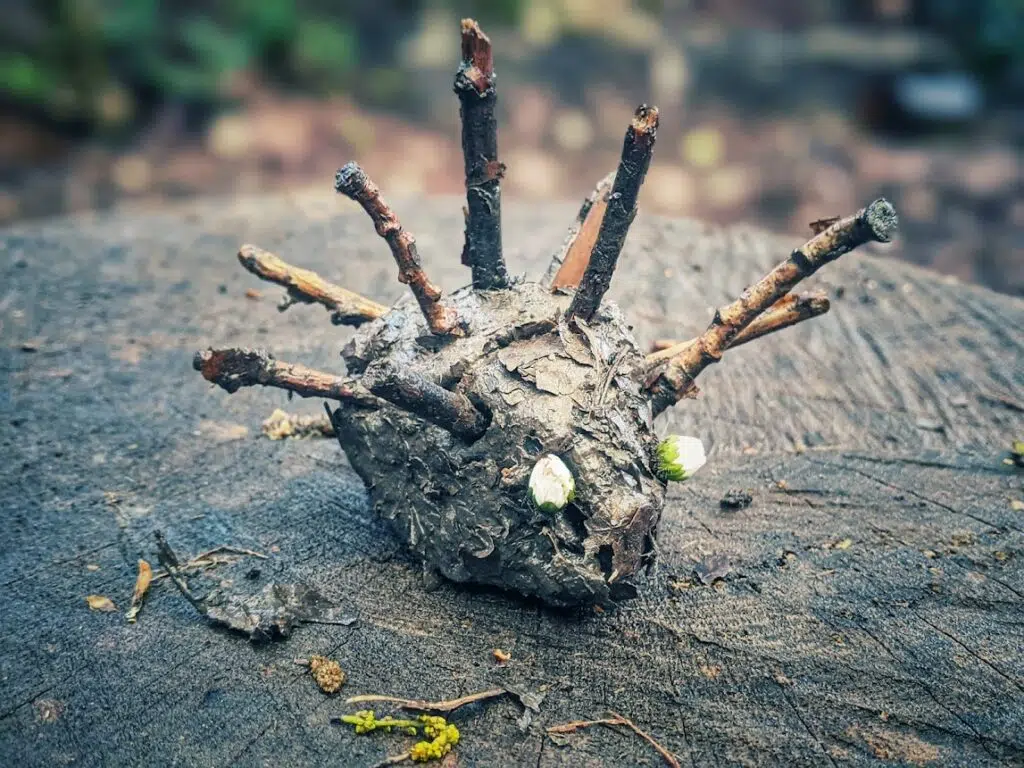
647 199 897 415
545 171 616 290
567 105 659 322
362 363 490 441
154 531 207 615
547 716 627 734
346 687 506 714
547 712 681 768
646 292 830 364
193 348 377 406
237 244 387 326
335 162 459 335
191 545 267 562
454 18 509 291
371 753 411 768
608 710 682 768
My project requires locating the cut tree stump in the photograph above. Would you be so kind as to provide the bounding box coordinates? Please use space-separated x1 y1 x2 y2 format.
1 191 1021 767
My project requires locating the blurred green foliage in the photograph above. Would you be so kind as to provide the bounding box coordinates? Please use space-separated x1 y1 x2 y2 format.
0 0 525 132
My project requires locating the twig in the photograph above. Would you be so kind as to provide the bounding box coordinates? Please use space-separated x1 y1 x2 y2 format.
454 19 509 291
608 710 682 768
191 545 268 561
646 291 831 363
545 171 616 290
335 162 459 335
237 244 387 326
362 362 490 441
567 105 658 322
547 712 681 768
647 199 897 415
154 531 207 615
370 753 411 768
193 348 378 406
345 688 506 714
547 716 626 734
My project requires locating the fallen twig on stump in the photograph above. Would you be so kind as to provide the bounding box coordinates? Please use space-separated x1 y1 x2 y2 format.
346 688 506 714
547 711 681 768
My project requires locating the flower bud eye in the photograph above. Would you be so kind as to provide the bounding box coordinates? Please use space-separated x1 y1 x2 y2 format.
528 454 575 512
656 435 706 482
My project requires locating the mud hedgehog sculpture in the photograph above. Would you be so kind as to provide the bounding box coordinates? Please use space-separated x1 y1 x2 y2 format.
194 19 897 606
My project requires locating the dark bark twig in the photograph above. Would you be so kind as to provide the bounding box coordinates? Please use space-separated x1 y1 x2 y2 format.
154 531 207 615
646 292 831 363
647 199 897 415
545 170 616 290
454 18 509 291
194 348 377 406
335 162 459 335
567 105 659 322
237 244 387 326
362 363 490 441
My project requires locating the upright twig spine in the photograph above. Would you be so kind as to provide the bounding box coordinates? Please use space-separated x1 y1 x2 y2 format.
647 199 898 415
567 105 659 322
335 163 459 335
455 19 510 291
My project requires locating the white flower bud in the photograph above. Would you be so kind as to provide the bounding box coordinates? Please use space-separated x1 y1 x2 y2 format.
528 454 575 512
656 435 706 481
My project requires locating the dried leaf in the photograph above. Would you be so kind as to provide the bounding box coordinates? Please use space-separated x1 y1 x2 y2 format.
86 595 117 612
125 559 153 623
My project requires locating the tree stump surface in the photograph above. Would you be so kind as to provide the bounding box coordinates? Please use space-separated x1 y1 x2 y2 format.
1 191 1021 767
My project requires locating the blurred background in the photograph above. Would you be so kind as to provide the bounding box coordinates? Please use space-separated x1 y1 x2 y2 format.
1 0 1021 294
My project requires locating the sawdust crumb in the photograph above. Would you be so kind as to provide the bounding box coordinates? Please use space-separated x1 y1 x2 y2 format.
198 420 250 442
261 408 334 440
309 655 346 694
699 665 721 680
35 699 65 723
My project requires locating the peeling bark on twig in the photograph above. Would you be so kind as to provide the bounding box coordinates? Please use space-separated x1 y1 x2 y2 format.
361 362 490 441
335 162 459 335
193 347 377 405
646 292 831 363
237 244 387 326
455 19 509 291
647 199 897 415
545 171 616 291
567 106 658 322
